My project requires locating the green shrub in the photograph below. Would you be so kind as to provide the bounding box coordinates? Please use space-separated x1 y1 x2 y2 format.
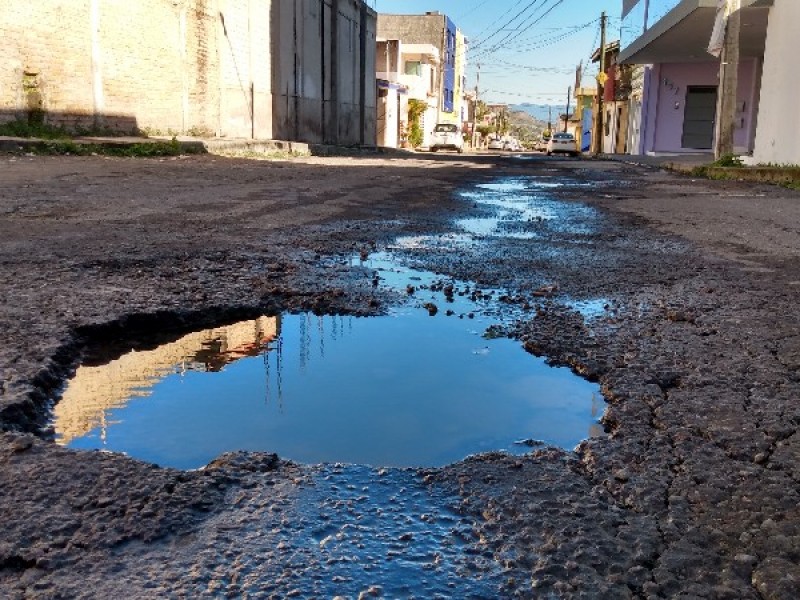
712 154 743 168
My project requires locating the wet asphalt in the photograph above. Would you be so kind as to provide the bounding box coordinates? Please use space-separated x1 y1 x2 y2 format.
0 151 798 598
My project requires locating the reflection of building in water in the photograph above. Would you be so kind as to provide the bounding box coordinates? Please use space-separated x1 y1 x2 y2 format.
54 317 279 445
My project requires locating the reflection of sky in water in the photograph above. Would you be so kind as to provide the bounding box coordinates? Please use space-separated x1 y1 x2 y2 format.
60 255 604 470
57 176 609 470
566 298 610 319
456 177 598 239
63 310 603 470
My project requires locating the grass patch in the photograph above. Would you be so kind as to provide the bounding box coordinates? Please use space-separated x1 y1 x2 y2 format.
0 120 73 140
711 154 744 168
27 138 197 157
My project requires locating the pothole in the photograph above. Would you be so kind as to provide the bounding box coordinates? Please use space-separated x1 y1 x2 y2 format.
53 261 605 470
52 176 609 470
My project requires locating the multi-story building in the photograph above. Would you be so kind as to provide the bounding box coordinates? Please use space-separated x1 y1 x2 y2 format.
1 0 377 145
619 0 770 157
377 11 466 148
375 38 439 148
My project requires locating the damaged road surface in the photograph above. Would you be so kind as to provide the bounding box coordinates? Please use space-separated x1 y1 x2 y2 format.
1 151 799 598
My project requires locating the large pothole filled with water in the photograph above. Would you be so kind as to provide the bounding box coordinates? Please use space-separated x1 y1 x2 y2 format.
53 262 604 470
52 176 609 470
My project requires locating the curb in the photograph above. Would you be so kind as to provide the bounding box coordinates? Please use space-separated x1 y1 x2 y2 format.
0 135 419 158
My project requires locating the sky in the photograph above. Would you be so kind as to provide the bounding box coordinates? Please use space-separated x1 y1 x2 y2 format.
370 0 624 106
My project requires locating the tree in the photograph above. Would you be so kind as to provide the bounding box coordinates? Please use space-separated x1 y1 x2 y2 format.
407 99 427 149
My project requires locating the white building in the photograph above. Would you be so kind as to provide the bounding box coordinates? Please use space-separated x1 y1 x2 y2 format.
376 39 440 148
751 0 800 165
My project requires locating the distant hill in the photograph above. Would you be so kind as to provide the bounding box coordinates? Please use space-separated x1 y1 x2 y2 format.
512 103 570 125
507 109 546 144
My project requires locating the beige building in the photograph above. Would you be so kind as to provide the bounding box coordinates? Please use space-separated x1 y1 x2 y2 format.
0 0 376 145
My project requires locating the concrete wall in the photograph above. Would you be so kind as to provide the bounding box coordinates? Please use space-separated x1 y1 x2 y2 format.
753 0 800 165
271 0 375 145
640 59 759 154
1 0 376 143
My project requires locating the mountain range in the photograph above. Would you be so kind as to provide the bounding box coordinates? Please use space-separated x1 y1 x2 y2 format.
511 103 573 125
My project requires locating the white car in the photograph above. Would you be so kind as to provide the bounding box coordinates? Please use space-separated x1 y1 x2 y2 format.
487 138 504 151
430 123 464 153
546 132 578 156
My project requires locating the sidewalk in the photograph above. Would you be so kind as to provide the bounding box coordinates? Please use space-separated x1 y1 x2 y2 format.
598 152 712 172
0 134 415 157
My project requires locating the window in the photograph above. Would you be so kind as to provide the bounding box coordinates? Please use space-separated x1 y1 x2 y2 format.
434 124 458 133
405 61 422 77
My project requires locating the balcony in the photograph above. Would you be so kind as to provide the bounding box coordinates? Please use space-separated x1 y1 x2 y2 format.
620 0 772 64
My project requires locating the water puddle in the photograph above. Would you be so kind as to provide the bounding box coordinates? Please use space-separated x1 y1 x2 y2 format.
456 177 598 240
54 272 604 470
53 176 608 470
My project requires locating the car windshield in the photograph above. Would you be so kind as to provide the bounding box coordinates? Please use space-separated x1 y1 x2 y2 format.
434 124 458 133
554 134 574 140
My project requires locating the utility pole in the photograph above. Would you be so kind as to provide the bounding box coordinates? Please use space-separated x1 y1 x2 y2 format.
547 106 552 133
593 11 607 154
715 0 741 159
564 86 571 133
472 63 481 148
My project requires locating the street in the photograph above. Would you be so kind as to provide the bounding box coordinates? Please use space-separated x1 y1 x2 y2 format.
1 151 799 598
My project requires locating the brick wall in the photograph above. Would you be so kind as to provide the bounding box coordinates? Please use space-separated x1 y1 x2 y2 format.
0 1 95 128
0 0 223 134
0 0 375 142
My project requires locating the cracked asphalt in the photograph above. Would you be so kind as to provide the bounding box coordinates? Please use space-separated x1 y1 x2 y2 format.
0 151 798 598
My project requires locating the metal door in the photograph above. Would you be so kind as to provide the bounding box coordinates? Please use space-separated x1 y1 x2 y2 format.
581 108 593 153
682 86 717 149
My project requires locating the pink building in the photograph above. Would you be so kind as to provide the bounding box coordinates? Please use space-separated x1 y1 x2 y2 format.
620 0 770 156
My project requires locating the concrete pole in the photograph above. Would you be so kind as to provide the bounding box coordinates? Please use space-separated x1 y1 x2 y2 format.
715 0 741 159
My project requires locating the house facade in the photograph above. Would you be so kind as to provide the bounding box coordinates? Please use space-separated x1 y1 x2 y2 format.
619 0 770 156
377 12 466 147
0 0 377 145
375 38 440 148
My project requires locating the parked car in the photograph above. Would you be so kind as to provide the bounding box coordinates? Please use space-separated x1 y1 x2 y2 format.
535 135 551 152
487 138 504 151
546 132 578 156
503 139 521 152
430 123 464 153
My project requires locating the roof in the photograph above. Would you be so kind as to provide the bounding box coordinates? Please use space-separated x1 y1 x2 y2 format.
591 40 620 63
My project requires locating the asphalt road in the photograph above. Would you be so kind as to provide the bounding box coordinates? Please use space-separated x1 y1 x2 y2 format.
0 151 798 598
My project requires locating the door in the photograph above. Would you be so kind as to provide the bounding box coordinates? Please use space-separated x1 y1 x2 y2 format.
581 108 593 153
682 86 717 149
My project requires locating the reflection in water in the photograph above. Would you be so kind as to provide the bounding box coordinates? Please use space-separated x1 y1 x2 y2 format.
56 305 605 469
54 317 279 446
456 177 598 240
55 175 609 469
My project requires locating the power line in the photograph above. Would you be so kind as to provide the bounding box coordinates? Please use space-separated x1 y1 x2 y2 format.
471 0 566 61
471 0 548 52
489 0 566 51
